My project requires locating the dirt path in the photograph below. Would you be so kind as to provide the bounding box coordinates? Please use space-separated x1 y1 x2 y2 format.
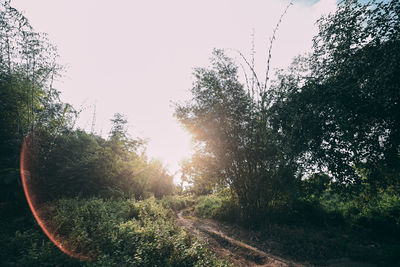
176 208 307 267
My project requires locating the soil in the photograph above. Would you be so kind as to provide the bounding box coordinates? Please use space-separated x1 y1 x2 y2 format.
176 208 308 267
176 208 376 267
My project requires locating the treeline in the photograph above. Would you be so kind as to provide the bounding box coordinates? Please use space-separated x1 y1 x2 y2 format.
23 114 174 202
176 0 400 227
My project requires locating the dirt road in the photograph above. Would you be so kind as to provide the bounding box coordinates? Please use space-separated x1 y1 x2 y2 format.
176 208 307 267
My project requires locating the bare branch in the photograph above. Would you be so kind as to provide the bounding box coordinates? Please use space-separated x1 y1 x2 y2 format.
250 28 256 99
228 48 263 96
263 0 294 93
238 61 251 97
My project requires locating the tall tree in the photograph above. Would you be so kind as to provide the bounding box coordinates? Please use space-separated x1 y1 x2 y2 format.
0 0 73 207
270 0 400 195
175 50 298 222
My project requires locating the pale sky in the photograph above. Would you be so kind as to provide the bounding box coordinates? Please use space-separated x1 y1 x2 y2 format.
12 0 337 181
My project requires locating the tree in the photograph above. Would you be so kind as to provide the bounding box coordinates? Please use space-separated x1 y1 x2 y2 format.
179 152 222 196
0 0 64 135
0 0 73 209
175 49 252 199
175 49 298 222
270 0 400 195
147 159 174 198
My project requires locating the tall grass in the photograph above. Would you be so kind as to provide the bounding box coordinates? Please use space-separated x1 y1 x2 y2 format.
1 197 228 266
195 192 240 222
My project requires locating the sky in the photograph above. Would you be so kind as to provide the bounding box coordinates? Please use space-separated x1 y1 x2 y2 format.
12 0 337 181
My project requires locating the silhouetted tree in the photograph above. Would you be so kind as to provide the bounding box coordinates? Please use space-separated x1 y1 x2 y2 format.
270 0 400 195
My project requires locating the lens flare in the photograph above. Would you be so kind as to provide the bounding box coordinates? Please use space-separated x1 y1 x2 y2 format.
20 134 90 261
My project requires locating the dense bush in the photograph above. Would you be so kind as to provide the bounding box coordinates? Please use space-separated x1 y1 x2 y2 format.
161 195 196 212
319 192 400 238
195 192 240 222
27 122 174 202
1 197 228 266
193 187 400 241
193 191 325 227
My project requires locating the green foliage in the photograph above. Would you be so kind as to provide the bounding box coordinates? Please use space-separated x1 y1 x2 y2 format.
146 160 175 198
271 0 400 192
3 228 78 266
179 0 400 234
1 0 175 205
0 0 75 211
22 116 174 201
175 50 253 191
175 49 298 222
195 192 240 222
300 173 331 200
2 0 400 264
161 195 196 212
179 153 222 196
319 191 400 238
176 0 400 226
1 197 228 266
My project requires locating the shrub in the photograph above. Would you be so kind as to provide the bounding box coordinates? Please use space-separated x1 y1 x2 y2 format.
195 193 239 222
161 195 196 211
2 197 228 266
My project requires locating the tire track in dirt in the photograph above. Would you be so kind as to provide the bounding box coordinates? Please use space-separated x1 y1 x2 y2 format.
176 208 306 267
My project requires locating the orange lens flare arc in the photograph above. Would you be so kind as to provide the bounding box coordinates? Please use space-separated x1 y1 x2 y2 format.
20 135 90 261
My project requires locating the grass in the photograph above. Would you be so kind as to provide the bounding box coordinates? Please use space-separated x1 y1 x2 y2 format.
1 196 228 266
195 192 239 222
161 195 196 212
193 192 400 266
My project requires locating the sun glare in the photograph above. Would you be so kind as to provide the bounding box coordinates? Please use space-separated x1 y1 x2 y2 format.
146 122 193 180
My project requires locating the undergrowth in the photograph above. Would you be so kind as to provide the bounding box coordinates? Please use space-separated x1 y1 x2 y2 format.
1 197 228 266
193 192 400 266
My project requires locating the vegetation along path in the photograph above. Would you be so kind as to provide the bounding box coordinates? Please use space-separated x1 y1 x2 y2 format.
177 207 377 267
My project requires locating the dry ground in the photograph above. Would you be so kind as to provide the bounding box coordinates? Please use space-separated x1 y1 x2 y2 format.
176 208 375 267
